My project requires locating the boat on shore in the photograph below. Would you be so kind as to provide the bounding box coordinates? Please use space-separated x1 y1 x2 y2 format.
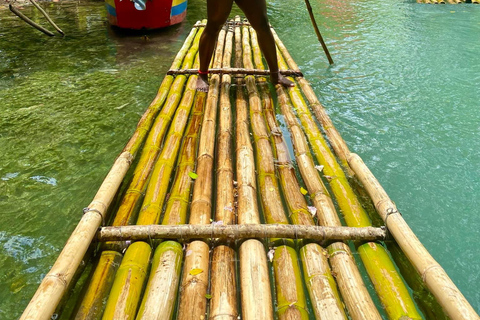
105 0 187 29
19 17 479 320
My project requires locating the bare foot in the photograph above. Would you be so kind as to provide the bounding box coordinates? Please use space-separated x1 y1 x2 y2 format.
271 72 295 88
196 73 209 92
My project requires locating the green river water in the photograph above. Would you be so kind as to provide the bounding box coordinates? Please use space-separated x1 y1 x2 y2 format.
0 0 479 318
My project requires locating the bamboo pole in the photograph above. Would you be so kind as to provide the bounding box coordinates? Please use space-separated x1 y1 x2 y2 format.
275 50 422 320
102 242 152 320
136 241 183 320
273 246 309 319
348 153 480 320
249 27 314 228
111 25 203 229
304 0 334 65
210 245 237 320
300 244 346 319
242 24 290 229
96 224 386 242
275 86 383 319
176 25 228 320
271 28 352 174
234 17 273 320
239 240 274 320
249 27 381 319
209 22 239 320
71 251 123 320
136 55 200 226
161 92 206 225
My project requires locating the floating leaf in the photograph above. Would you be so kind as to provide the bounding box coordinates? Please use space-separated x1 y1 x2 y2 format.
307 206 317 217
189 268 204 276
300 187 308 195
189 172 198 179
205 293 212 299
267 248 275 262
269 187 274 192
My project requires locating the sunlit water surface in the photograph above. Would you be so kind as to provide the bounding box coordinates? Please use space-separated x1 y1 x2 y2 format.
0 0 479 318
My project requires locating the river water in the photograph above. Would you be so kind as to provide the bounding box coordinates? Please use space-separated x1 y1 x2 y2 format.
0 0 479 318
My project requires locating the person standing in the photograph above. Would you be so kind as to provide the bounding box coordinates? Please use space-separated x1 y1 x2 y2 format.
196 0 294 92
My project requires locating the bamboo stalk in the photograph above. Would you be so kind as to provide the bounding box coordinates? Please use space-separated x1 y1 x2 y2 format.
275 51 422 319
111 26 203 229
300 243 346 319
242 25 290 228
102 242 152 320
215 22 235 226
176 25 229 320
348 153 480 320
249 27 381 319
96 224 386 242
249 27 314 228
271 28 352 174
72 251 123 320
136 241 183 320
234 17 273 320
239 240 274 320
136 55 200 226
209 245 237 320
273 246 309 319
167 68 302 77
274 86 382 319
209 22 239 320
161 92 207 225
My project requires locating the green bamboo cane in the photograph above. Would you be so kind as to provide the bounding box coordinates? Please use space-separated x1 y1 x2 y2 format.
136 55 201 226
275 52 422 320
136 241 183 320
71 251 123 320
102 242 152 320
111 25 204 229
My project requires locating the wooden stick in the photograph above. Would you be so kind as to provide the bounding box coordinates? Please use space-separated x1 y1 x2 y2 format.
348 153 480 320
304 0 334 65
167 67 302 77
29 0 64 35
9 4 54 36
96 224 387 242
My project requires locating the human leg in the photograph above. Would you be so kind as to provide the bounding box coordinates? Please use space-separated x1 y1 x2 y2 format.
234 0 294 87
197 0 234 91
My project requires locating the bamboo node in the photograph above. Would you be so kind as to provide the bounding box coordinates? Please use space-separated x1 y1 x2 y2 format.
83 207 105 226
384 206 400 227
421 264 444 283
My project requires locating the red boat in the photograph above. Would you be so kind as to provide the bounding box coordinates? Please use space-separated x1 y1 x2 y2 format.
105 0 187 30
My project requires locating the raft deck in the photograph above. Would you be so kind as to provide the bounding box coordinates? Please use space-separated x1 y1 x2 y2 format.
20 18 479 320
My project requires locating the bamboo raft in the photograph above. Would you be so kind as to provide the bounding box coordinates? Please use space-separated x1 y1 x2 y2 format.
20 18 479 320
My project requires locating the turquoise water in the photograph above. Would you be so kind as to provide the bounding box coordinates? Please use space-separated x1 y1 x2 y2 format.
1 0 479 318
